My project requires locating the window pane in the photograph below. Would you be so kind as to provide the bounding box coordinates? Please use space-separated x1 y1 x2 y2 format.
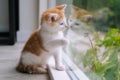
0 0 9 32
56 0 120 80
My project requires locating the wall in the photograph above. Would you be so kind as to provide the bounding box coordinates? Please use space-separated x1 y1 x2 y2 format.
17 0 39 42
39 0 56 27
18 0 56 42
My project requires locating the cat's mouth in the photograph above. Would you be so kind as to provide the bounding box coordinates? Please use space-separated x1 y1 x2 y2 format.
70 26 73 28
65 25 69 29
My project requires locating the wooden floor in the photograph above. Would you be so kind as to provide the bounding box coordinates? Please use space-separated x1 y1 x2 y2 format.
0 42 49 80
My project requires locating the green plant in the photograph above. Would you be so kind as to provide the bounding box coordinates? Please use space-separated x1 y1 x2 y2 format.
68 29 120 80
108 0 120 28
82 29 120 80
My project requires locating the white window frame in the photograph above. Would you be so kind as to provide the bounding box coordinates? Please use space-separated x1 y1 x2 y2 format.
39 0 89 80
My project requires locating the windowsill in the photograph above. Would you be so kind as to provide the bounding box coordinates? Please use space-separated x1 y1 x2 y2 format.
48 54 89 80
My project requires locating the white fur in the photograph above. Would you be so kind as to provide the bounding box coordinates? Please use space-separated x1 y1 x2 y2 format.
21 12 69 71
21 51 52 66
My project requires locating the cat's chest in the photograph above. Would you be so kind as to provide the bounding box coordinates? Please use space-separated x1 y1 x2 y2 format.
40 31 64 42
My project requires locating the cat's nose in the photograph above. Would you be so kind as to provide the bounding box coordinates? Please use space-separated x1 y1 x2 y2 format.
64 24 69 29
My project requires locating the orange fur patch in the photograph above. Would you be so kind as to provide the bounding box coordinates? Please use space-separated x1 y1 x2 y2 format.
16 62 47 74
22 29 47 56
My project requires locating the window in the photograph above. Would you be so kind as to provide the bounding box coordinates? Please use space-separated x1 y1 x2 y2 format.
0 0 19 45
56 0 120 80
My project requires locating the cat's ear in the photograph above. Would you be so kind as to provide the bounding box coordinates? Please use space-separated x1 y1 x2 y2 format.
56 4 67 11
70 5 79 13
83 15 94 23
48 13 58 23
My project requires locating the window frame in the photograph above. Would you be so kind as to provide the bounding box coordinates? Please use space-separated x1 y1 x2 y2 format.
0 0 19 45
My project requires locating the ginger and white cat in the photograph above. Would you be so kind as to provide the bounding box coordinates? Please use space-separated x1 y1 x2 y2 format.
16 4 68 74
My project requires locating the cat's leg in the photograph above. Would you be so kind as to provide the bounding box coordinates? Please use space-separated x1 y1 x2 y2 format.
54 49 65 71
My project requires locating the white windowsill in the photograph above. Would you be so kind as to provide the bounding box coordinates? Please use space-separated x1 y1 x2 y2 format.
48 54 89 80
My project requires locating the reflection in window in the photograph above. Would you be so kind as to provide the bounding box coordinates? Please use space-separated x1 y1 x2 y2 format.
56 0 120 80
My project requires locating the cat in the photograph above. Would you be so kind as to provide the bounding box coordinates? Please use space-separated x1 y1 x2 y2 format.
65 5 94 44
64 5 94 62
16 4 69 74
65 5 109 70
62 5 95 71
68 5 114 32
68 5 94 34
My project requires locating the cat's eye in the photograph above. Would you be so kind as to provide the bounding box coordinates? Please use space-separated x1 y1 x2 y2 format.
70 19 72 22
75 22 80 25
60 22 64 25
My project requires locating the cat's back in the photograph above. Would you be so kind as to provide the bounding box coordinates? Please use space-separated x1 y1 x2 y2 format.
22 29 46 56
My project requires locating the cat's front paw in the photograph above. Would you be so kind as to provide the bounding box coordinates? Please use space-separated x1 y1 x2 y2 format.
56 65 65 71
61 38 69 46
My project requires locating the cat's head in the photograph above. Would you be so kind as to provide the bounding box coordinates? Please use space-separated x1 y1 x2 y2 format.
40 4 68 33
68 5 93 30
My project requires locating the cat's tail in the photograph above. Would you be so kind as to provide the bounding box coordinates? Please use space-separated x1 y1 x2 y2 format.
16 64 47 74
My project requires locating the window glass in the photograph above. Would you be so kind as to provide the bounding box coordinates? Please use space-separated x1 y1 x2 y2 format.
0 0 9 32
56 0 120 80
